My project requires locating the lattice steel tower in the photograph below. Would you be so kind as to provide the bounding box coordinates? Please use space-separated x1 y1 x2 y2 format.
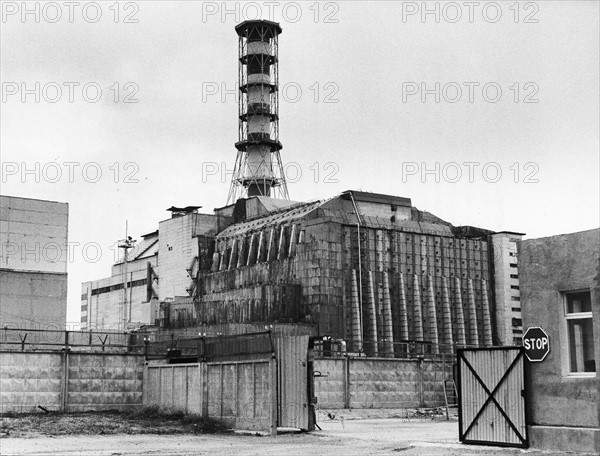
227 20 289 204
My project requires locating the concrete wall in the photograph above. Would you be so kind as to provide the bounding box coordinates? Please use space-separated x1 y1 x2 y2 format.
313 357 450 409
144 359 278 434
0 270 67 329
1 196 68 329
0 351 144 413
520 229 600 453
490 233 523 346
0 195 68 274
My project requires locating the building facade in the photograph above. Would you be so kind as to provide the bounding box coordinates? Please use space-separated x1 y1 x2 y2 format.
490 232 524 345
195 191 523 355
520 229 599 453
80 207 233 330
0 195 68 329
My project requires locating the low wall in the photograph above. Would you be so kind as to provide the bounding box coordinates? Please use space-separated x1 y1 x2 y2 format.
314 357 450 409
143 359 278 434
0 351 144 413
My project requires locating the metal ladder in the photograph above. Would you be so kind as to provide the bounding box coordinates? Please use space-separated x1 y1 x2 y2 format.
443 379 458 420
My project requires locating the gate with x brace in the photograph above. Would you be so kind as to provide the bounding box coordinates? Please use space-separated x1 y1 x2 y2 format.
457 347 529 448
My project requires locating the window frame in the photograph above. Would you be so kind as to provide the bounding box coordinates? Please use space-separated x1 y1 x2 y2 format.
562 289 596 378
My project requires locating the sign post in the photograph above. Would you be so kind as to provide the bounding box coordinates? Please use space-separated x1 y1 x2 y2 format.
523 326 550 362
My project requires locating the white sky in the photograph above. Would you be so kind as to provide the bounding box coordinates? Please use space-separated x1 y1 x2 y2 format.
1 1 599 327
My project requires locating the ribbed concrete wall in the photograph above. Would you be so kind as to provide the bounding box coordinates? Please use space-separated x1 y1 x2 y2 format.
144 359 278 434
314 358 448 409
67 353 144 412
0 351 144 413
0 352 63 412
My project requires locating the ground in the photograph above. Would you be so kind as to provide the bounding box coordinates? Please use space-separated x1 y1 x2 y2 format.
0 410 592 456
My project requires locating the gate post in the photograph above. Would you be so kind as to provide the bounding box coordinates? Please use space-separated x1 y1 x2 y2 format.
343 356 350 409
270 357 278 436
417 356 424 408
201 362 208 418
61 331 70 412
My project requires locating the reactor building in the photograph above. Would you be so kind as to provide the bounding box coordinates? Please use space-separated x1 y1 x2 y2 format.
81 20 524 352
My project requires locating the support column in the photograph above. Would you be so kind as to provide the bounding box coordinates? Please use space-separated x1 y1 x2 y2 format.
467 279 479 347
366 271 378 357
351 270 363 353
228 239 238 270
277 225 287 260
454 277 467 346
237 237 247 268
211 252 220 272
427 275 439 354
382 272 394 357
257 230 266 262
481 279 493 346
288 224 297 257
247 233 257 266
266 227 277 261
413 274 424 342
398 273 409 342
441 277 453 352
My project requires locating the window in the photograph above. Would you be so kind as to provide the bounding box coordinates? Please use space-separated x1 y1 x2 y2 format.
564 291 596 374
510 274 519 279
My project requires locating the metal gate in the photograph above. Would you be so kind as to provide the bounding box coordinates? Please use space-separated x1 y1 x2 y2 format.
457 347 528 448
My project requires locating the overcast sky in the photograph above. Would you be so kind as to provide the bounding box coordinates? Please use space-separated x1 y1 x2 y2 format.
1 1 598 327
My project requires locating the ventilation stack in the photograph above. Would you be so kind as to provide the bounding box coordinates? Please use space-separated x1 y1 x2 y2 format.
228 20 289 204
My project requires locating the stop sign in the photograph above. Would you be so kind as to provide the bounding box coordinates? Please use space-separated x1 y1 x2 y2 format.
523 326 550 362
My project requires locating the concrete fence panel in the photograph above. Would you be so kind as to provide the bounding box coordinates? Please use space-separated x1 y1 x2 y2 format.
144 359 277 434
314 357 450 409
0 351 144 414
143 363 202 415
0 352 63 413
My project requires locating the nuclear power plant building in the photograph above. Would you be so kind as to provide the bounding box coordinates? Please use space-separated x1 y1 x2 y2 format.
81 20 524 352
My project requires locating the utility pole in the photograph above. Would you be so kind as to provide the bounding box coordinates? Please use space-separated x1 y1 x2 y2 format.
118 221 136 330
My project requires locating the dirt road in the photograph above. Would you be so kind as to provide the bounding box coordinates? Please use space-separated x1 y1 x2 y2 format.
0 419 580 456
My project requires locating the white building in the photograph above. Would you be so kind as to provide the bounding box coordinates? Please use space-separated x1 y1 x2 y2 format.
0 195 68 329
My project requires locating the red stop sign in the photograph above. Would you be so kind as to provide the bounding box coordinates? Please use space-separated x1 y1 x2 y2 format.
523 326 550 362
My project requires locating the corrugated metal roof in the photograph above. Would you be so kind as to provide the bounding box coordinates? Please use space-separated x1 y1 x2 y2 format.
216 199 324 238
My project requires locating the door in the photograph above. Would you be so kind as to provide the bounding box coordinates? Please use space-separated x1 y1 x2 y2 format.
458 347 528 448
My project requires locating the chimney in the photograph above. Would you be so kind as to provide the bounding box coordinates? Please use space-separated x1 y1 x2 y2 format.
228 20 289 204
